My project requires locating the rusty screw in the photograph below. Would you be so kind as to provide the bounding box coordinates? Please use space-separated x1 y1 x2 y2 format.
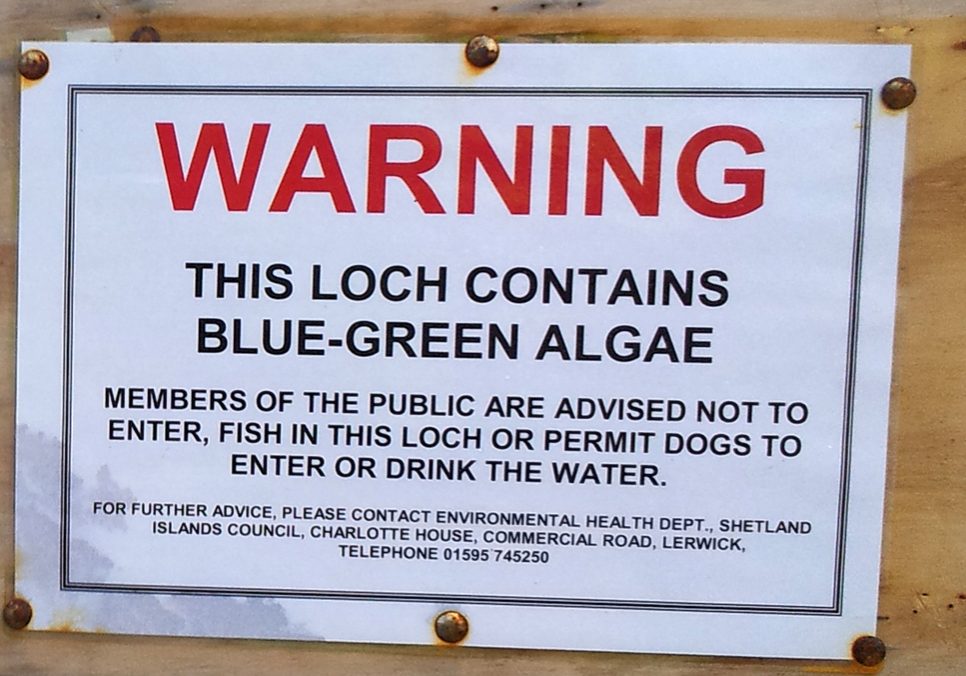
18 49 49 81
3 598 33 630
852 635 886 667
465 35 499 68
881 77 916 110
130 26 161 43
434 610 469 643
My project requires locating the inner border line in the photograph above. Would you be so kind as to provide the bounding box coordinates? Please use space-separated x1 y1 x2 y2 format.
60 85 872 616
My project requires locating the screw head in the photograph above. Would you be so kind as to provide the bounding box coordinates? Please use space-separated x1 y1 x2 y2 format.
465 35 499 68
130 26 161 43
852 635 886 666
881 77 916 110
3 598 33 630
434 610 469 644
18 49 49 81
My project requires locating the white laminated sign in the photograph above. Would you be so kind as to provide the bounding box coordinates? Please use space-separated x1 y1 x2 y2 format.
16 42 909 658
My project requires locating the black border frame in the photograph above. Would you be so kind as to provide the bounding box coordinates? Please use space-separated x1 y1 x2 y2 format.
60 85 873 617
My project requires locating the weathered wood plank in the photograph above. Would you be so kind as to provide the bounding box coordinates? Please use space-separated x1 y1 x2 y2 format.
2 2 965 673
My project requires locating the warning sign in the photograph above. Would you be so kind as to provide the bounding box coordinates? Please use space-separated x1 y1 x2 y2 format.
16 41 909 658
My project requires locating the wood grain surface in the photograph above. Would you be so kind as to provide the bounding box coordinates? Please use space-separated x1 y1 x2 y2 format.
2 2 965 674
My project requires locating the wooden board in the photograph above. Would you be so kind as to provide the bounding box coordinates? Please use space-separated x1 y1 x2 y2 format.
2 2 965 673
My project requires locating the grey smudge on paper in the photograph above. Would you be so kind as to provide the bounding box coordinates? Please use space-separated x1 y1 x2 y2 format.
16 425 315 639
